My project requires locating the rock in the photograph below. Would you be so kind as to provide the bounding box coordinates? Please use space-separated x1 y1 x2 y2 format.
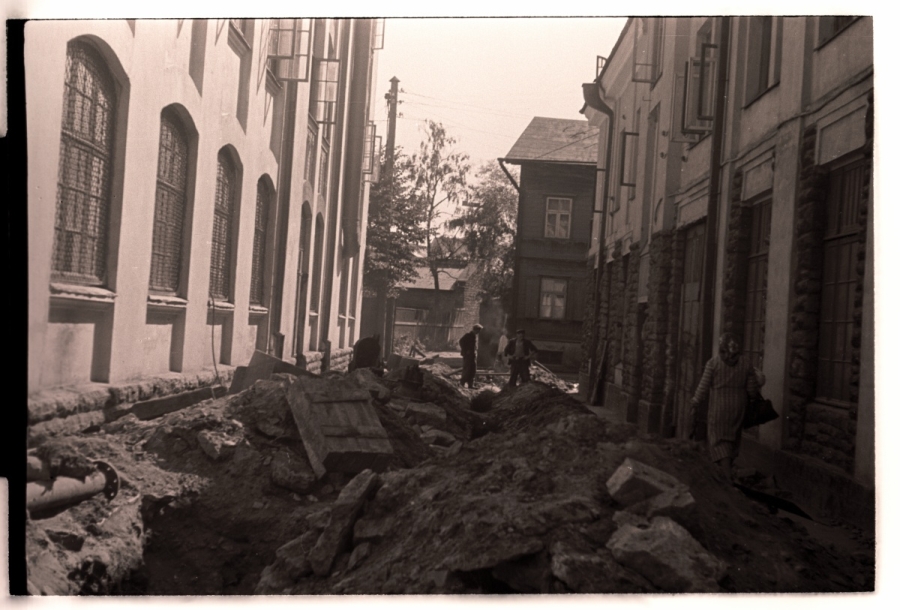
421 429 457 447
346 368 392 403
627 488 701 539
606 516 728 592
613 510 649 529
444 537 544 572
308 470 382 576
255 419 283 438
348 542 372 571
447 440 463 456
270 450 318 494
307 507 332 530
197 429 241 461
403 401 448 424
231 445 261 470
606 458 688 506
353 517 391 544
550 541 655 593
46 530 85 552
255 531 317 593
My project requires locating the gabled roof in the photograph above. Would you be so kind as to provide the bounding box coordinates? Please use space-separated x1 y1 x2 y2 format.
502 117 599 165
400 264 471 291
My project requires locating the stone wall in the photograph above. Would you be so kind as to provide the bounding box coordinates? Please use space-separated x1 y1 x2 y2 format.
721 170 751 341
606 243 625 381
664 228 686 435
639 230 674 433
622 243 643 416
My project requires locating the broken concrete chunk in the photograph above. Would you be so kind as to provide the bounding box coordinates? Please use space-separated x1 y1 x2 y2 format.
307 470 382 577
421 429 457 447
444 537 544 572
287 377 393 477
348 542 372 571
306 507 332 531
197 429 241 461
353 517 390 544
345 368 392 403
606 458 688 506
549 541 655 593
270 450 318 494
606 516 727 592
613 510 650 529
403 401 448 424
231 350 313 394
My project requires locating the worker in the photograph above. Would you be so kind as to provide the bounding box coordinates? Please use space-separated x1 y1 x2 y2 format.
503 328 538 388
458 324 483 389
349 334 383 375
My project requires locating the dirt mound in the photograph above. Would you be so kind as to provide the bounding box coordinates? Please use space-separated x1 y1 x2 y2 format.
25 369 874 595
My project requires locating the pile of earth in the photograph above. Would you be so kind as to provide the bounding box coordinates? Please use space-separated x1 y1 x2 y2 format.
24 366 874 595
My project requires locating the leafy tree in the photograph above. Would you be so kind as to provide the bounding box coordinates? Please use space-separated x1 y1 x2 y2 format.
449 162 519 310
363 148 426 298
406 120 470 292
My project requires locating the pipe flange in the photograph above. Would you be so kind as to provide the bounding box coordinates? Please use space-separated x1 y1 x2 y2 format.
94 461 120 502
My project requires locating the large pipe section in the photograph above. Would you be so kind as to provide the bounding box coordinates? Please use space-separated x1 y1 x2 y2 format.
26 460 120 514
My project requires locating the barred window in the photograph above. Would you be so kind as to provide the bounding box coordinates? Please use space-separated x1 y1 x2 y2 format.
210 152 238 301
250 179 272 305
52 41 118 285
149 112 189 293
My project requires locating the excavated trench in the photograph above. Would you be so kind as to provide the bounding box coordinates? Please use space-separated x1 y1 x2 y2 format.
25 367 876 595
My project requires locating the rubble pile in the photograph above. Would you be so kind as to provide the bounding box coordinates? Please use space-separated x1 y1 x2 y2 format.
25 363 875 595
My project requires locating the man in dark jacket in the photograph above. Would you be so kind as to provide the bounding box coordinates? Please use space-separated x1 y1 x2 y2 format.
503 329 538 388
458 324 483 388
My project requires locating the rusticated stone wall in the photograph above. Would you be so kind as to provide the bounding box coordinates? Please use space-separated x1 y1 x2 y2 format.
721 170 752 341
640 230 674 410
622 242 643 408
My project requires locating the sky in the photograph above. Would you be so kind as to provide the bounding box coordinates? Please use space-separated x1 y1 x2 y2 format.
371 17 627 172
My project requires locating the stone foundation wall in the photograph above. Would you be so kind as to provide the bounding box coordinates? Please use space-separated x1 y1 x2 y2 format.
640 230 674 410
622 243 643 409
721 170 751 341
663 228 686 433
299 351 325 374
606 244 625 383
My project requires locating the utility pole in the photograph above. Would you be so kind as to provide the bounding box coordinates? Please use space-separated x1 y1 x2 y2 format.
379 76 400 361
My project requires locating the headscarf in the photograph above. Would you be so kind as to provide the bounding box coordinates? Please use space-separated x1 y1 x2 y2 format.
718 332 741 366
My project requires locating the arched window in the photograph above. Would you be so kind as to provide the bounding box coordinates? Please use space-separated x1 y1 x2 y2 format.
250 178 273 305
52 40 118 285
210 151 238 301
149 111 190 293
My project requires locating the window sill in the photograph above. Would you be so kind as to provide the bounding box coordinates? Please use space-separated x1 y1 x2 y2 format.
743 81 780 110
208 299 235 312
147 294 188 310
249 304 269 316
50 282 116 306
228 22 252 56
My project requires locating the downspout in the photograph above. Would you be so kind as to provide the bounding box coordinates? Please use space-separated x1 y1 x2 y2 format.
699 16 731 367
582 80 615 402
497 158 521 334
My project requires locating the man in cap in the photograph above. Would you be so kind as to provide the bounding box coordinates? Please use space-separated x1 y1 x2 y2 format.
503 328 538 388
458 324 483 389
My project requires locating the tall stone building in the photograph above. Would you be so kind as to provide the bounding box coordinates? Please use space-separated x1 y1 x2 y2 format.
27 19 384 406
581 16 874 528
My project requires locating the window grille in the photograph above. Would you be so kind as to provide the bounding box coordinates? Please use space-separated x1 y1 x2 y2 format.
53 41 117 285
268 18 313 82
817 158 867 404
210 152 237 301
545 197 572 239
149 113 189 293
250 180 271 305
743 198 772 369
540 278 568 319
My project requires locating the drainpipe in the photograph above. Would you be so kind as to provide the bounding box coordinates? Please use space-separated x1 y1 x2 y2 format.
582 80 615 402
497 158 520 334
699 16 731 366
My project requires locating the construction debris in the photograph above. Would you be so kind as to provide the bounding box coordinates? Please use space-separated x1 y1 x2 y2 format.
24 358 875 595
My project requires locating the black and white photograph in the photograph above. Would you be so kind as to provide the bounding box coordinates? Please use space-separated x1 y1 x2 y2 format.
8 0 889 601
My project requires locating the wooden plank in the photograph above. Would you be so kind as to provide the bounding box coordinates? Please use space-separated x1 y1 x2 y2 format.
319 425 389 439
306 389 372 403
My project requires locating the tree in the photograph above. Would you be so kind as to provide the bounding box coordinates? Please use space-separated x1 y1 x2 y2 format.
363 148 426 298
406 120 470 292
449 162 519 311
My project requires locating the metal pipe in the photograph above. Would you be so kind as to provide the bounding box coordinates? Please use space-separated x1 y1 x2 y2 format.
26 460 120 514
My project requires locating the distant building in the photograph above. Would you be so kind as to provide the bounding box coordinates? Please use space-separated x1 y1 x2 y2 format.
27 18 385 399
500 117 599 373
581 17 873 529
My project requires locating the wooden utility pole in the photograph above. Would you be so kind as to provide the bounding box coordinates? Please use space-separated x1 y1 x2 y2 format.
379 76 400 360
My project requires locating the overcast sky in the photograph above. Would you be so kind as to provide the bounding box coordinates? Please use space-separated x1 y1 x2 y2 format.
372 17 627 172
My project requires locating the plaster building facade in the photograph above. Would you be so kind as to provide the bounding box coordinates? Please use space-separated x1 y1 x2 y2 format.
581 16 874 528
27 19 384 403
501 117 599 374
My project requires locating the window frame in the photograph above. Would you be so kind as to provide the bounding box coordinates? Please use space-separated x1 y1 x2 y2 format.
267 18 313 83
816 16 859 49
632 17 664 85
544 196 573 239
539 277 568 320
743 16 783 108
249 178 274 306
52 40 119 287
209 150 241 303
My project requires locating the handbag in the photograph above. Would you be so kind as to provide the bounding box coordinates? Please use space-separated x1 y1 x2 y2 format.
743 395 779 429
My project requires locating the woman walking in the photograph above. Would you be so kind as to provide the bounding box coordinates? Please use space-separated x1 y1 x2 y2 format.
691 333 760 480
